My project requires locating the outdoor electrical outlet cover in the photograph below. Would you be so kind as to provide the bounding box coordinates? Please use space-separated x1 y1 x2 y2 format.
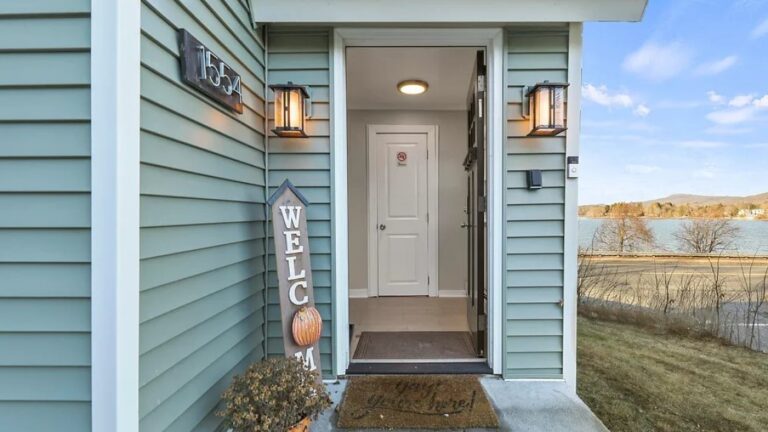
527 169 543 189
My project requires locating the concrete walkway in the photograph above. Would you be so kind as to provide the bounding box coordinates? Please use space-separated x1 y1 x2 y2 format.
311 377 608 431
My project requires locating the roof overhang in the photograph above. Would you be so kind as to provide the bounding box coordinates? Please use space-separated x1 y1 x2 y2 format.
251 0 648 25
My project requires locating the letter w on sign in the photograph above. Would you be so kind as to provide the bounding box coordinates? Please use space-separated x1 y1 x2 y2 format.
280 206 302 229
267 180 322 382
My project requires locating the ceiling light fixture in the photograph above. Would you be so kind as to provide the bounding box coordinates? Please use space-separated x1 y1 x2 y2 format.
397 79 429 95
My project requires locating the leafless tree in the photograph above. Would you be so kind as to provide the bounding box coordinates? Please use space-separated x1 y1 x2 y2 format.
673 219 740 254
594 213 655 253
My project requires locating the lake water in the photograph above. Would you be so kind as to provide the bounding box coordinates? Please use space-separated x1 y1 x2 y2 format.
579 218 768 255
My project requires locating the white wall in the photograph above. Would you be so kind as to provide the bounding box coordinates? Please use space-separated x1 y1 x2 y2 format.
347 110 468 297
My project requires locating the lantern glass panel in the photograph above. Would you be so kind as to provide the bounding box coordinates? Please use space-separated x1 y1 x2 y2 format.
534 86 551 129
288 89 303 130
274 88 286 129
552 87 565 128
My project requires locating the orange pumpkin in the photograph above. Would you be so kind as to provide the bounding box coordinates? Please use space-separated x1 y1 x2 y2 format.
292 306 322 347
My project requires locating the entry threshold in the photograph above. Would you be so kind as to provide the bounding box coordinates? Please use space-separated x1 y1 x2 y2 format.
346 361 493 375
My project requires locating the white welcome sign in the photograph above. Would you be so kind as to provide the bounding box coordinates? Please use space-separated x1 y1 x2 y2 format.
268 180 322 382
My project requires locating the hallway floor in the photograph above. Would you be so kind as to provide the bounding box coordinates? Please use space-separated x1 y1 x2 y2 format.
349 297 472 360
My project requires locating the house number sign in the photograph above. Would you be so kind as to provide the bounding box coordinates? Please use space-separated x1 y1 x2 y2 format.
267 180 323 383
179 29 244 113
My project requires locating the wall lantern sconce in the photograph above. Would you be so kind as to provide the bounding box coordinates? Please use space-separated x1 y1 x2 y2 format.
270 82 311 138
524 81 569 136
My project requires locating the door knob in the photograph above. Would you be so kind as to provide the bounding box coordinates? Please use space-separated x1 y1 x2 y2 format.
379 224 386 230
460 223 470 228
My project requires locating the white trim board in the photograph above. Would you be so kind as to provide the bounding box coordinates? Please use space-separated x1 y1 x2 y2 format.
331 28 351 377
251 0 648 23
332 28 504 376
562 22 583 395
366 124 439 298
349 288 369 299
91 0 141 430
488 29 504 377
438 290 467 298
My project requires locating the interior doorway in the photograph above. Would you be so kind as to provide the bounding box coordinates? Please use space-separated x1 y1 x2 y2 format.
367 124 437 297
344 46 490 370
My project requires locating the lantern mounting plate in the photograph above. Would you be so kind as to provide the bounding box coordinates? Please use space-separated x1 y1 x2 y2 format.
268 82 310 98
525 81 570 97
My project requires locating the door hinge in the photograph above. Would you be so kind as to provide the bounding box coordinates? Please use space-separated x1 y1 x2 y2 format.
478 196 487 212
426 212 429 223
428 276 430 285
478 314 487 331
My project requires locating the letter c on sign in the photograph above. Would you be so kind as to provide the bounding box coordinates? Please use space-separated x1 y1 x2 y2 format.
289 280 309 305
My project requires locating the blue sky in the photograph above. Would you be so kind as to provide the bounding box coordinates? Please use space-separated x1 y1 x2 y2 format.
580 0 768 204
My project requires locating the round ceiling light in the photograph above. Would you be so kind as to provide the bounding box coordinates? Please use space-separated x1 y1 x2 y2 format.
397 79 429 95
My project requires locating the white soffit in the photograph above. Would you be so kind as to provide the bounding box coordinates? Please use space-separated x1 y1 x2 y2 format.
346 47 478 111
252 0 647 24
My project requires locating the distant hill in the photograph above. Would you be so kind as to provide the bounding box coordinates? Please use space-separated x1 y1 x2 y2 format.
582 192 768 208
643 193 768 206
579 192 768 219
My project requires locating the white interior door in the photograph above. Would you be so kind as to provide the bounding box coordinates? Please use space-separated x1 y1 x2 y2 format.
372 129 430 296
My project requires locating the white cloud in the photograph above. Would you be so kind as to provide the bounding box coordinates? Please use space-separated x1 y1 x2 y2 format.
582 84 634 107
706 107 756 125
633 104 651 117
695 56 738 76
751 18 768 38
625 164 661 174
623 41 692 80
729 94 755 107
753 95 768 108
582 84 651 117
705 92 768 125
707 91 725 104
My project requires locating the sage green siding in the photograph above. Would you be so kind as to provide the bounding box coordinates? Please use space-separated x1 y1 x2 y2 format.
0 1 92 431
503 25 570 379
266 28 334 377
138 1 268 431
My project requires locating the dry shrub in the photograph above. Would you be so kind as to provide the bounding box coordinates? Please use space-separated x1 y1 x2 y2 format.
218 357 331 432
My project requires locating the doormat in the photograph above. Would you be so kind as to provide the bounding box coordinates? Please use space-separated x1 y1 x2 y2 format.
354 331 476 360
336 375 499 429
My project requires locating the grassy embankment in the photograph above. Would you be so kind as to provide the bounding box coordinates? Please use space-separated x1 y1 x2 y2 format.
577 317 768 432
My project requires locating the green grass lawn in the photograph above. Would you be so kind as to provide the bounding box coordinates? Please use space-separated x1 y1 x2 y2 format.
577 317 768 432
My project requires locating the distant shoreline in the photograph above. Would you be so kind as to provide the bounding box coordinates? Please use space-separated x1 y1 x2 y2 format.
578 216 768 221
